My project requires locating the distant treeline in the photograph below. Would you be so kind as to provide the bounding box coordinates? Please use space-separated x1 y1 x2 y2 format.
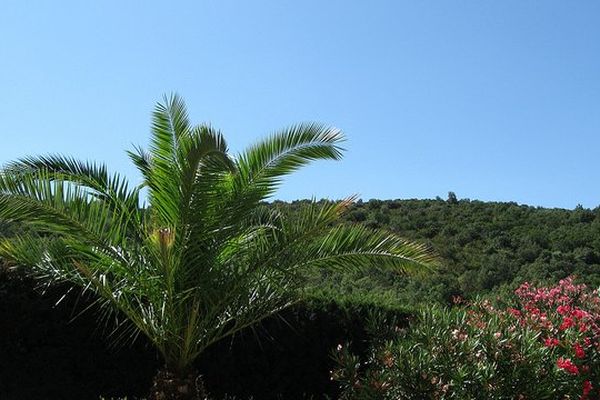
275 195 600 306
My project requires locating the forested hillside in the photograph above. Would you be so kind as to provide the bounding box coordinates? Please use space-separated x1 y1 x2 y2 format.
280 195 600 306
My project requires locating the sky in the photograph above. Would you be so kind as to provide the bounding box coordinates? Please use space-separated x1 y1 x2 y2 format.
0 1 599 209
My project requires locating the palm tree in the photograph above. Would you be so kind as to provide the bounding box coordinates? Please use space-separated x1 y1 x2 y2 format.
0 95 436 399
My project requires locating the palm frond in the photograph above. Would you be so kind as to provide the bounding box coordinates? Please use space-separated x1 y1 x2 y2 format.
0 169 140 248
300 224 439 275
235 123 345 198
144 93 191 227
127 145 152 186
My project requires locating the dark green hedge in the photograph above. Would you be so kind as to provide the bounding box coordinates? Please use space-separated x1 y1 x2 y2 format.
0 269 410 400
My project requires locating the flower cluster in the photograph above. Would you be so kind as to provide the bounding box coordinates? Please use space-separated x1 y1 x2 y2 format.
510 277 600 399
332 276 600 400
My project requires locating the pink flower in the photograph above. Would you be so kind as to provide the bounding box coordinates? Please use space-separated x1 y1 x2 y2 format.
556 357 579 375
574 343 585 359
544 337 560 348
507 308 521 318
559 317 575 331
581 380 592 399
557 305 571 315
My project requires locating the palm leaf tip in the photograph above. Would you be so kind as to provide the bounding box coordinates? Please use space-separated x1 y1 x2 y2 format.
306 225 438 275
336 195 359 215
391 239 440 274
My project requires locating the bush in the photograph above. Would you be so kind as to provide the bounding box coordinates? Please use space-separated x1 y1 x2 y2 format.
0 267 410 400
332 277 600 399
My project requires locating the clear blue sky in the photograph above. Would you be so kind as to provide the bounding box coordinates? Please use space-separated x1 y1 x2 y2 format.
1 1 599 209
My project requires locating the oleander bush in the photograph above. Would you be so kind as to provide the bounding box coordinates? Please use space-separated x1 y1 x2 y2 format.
333 277 600 400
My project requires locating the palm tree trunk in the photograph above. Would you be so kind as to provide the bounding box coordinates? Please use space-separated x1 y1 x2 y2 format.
148 368 208 400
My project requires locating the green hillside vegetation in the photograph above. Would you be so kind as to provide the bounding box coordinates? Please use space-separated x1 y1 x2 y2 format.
3 194 600 309
285 194 600 307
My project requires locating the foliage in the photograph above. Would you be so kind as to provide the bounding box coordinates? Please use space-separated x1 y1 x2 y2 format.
332 277 600 400
333 304 554 399
0 267 409 400
0 95 435 380
510 277 600 395
291 197 600 306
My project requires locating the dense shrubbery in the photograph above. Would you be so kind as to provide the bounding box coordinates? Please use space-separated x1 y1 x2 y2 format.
0 268 409 400
510 277 600 393
333 277 600 399
289 197 600 306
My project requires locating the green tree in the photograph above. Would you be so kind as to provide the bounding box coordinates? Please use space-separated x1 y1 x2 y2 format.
0 95 436 399
447 191 458 204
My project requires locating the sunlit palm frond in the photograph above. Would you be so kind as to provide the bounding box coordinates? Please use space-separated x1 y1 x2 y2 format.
5 154 138 209
235 123 344 198
0 168 140 247
300 224 439 275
